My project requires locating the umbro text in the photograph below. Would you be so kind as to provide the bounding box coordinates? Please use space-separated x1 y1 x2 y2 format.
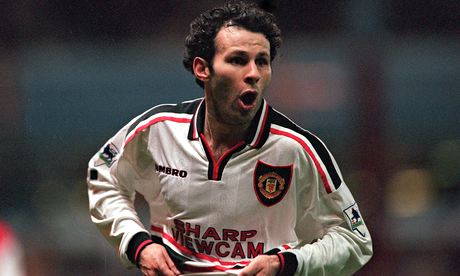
155 164 188 178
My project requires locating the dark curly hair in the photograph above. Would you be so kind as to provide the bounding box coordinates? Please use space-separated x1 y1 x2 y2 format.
183 0 282 88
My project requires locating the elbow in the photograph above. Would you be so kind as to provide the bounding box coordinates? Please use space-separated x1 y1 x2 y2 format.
360 235 374 267
366 240 374 263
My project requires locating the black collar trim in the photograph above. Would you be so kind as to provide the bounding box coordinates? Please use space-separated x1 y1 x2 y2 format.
187 99 271 149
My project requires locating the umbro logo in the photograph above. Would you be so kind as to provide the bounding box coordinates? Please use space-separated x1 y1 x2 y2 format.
155 164 188 178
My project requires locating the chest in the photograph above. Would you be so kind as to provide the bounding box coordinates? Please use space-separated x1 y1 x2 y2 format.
149 131 300 223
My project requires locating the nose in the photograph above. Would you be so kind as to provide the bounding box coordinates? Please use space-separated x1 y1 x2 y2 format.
244 61 261 85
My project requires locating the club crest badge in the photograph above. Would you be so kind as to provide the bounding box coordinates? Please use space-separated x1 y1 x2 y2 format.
343 203 366 237
254 160 293 207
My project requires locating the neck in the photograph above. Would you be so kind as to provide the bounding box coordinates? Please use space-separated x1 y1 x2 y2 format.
203 111 250 161
204 113 249 147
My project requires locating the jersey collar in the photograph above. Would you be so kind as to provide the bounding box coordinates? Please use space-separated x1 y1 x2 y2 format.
187 98 271 149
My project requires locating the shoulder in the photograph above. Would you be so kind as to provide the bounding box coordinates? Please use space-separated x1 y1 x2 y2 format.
121 98 201 147
268 107 325 152
268 107 343 192
126 98 201 134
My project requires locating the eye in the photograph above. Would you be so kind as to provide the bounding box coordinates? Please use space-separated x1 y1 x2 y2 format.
256 57 269 67
229 56 247 65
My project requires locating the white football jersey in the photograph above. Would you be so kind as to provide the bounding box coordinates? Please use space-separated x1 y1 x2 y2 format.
87 98 372 275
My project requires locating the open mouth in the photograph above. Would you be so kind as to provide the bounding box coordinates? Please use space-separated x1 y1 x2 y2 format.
239 91 257 107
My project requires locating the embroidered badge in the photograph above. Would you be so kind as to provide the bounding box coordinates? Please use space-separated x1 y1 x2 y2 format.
343 203 366 237
95 142 119 167
254 160 293 207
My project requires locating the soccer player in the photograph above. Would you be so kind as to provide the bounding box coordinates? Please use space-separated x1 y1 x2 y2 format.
87 1 373 275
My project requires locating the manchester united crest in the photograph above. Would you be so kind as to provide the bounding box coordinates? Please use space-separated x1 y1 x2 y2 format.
254 160 293 207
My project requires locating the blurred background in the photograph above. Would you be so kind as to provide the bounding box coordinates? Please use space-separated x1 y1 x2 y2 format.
0 0 459 275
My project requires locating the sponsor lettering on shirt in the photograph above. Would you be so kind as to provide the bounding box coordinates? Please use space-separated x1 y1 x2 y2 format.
172 219 264 259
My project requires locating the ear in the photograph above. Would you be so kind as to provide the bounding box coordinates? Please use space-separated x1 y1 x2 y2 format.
193 57 210 83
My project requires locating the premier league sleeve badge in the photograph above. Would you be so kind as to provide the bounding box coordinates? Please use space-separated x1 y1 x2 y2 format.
343 203 366 237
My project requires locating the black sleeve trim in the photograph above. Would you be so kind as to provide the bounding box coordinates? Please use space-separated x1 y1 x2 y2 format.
264 247 281 255
126 232 154 266
277 252 298 276
89 169 98 180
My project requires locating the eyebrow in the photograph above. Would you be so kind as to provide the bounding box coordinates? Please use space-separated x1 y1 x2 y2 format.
228 50 270 58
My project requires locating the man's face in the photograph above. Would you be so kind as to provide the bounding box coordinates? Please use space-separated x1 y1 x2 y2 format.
205 25 272 126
